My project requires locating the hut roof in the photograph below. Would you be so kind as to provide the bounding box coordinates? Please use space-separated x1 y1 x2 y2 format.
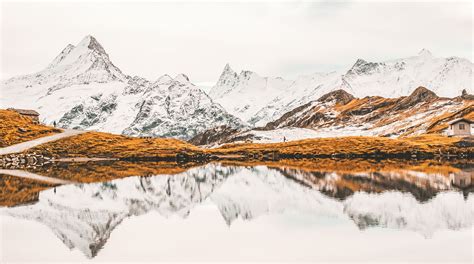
8 108 40 116
448 118 473 125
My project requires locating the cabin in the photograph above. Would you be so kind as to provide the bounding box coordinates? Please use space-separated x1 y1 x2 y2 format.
447 118 473 137
8 108 40 124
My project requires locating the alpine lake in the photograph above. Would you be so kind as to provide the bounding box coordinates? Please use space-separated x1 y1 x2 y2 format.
1 158 473 263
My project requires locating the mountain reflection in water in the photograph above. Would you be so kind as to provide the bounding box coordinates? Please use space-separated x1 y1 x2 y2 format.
0 161 473 259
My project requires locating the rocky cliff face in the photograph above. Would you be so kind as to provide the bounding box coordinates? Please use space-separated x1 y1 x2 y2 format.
188 125 241 146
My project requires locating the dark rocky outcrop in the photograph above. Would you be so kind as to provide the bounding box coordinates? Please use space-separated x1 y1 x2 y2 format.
188 125 240 146
264 102 314 130
264 90 355 130
460 89 474 100
346 59 382 75
392 86 438 111
317 89 355 105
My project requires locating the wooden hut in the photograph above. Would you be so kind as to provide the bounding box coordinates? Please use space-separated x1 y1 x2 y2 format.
8 108 40 124
447 118 473 137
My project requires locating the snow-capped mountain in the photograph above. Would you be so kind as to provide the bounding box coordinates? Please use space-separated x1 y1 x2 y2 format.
194 87 473 145
0 35 244 140
209 50 473 126
261 87 472 136
208 64 295 123
1 164 472 258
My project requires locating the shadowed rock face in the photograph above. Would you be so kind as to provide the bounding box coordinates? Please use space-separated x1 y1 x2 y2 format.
393 86 439 111
460 89 474 100
317 89 355 105
188 125 240 146
346 59 383 76
266 87 439 130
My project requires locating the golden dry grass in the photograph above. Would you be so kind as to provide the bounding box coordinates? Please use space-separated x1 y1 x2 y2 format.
25 132 470 159
209 134 469 156
1 106 470 159
219 158 464 176
30 161 200 183
0 174 56 207
25 131 203 158
0 109 62 147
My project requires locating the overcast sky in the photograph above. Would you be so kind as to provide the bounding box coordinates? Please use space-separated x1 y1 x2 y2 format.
1 0 472 87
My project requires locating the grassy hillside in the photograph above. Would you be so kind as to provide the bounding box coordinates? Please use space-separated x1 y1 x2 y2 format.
210 134 471 157
0 174 56 207
220 158 464 176
0 109 61 147
28 160 200 183
2 107 471 159
25 131 203 158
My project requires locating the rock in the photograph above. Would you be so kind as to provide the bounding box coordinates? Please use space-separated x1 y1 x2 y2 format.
317 89 355 105
460 89 474 100
393 86 438 111
189 125 240 146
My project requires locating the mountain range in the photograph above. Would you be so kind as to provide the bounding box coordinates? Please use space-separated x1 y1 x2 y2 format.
1 35 473 141
191 87 473 145
209 49 473 126
0 36 244 140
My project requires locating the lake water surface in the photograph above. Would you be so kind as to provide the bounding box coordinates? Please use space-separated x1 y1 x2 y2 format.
1 161 473 263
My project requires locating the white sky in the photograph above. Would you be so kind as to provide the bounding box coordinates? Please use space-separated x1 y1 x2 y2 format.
1 0 472 87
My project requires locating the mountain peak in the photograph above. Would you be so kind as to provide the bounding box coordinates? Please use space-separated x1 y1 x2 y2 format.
223 63 233 73
47 35 109 69
346 58 379 75
409 86 438 99
174 73 190 83
42 35 126 82
418 48 432 57
221 63 236 77
354 58 368 65
155 74 173 84
77 35 107 55
317 89 355 105
215 63 238 87
394 86 438 111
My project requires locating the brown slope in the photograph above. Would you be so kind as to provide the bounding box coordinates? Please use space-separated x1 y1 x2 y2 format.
263 87 472 137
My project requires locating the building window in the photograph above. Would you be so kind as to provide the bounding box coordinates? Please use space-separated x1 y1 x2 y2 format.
459 124 465 130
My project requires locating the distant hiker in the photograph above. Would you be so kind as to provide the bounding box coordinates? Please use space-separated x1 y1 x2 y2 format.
283 136 287 142
53 121 56 127
54 187 56 194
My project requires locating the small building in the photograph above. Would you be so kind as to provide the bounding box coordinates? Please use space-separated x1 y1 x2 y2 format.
447 118 473 137
8 108 40 124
